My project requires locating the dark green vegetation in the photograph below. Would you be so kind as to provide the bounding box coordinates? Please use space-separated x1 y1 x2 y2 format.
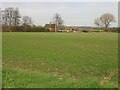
2 32 118 88
2 25 49 32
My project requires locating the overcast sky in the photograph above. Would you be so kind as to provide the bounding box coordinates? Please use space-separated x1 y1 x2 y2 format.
2 2 118 27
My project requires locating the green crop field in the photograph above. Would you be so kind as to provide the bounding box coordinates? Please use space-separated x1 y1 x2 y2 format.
2 32 118 88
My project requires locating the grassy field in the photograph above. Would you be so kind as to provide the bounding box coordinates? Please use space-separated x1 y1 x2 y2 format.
2 32 118 88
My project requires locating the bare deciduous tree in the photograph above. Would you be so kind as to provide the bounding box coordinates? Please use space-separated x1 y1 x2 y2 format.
22 16 33 31
13 8 21 26
1 7 21 31
94 17 103 27
95 13 115 31
2 7 13 26
2 7 20 26
100 13 116 31
53 13 64 32
22 16 32 26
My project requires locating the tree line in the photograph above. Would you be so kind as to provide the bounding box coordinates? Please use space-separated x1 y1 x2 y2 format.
1 7 118 32
1 7 49 32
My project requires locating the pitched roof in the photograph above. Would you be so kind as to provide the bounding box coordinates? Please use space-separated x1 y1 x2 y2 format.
45 24 55 28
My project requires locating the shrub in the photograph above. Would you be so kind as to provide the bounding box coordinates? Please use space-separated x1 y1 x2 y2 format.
82 30 88 32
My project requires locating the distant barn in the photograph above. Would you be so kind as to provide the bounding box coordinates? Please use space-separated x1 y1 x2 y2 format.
45 23 56 32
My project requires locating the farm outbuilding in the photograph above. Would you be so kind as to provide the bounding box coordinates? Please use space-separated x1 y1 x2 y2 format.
45 22 56 32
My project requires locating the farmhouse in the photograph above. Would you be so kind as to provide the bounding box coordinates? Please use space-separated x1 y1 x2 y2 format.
45 22 56 32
